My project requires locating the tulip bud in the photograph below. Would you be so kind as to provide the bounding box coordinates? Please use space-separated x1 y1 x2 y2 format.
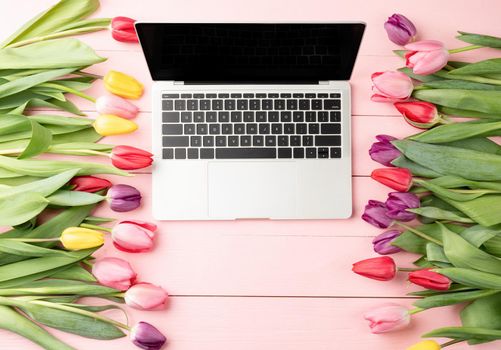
93 114 138 136
371 71 413 102
406 340 441 350
96 95 139 119
363 304 411 333
362 200 393 229
111 145 153 170
371 167 413 192
404 40 449 75
125 283 168 310
130 322 167 350
385 192 420 221
384 14 417 46
394 101 440 129
111 16 139 43
104 70 144 99
112 220 156 253
352 256 396 281
69 176 112 193
369 135 401 167
373 230 402 255
92 257 137 291
108 184 142 212
60 227 104 251
408 269 451 291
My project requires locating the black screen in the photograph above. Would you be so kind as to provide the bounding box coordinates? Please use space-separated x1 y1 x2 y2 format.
135 23 365 82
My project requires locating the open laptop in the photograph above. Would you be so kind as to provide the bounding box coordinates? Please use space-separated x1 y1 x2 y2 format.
135 22 365 220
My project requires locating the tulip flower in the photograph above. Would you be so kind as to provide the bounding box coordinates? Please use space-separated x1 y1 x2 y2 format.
108 184 142 212
125 283 168 310
60 227 104 251
369 135 401 167
111 145 153 170
371 71 413 102
104 70 144 99
130 322 167 350
69 176 112 193
93 114 138 136
96 95 139 119
394 101 441 129
362 200 393 229
384 14 417 46
385 192 420 221
408 269 451 291
92 257 137 291
404 40 449 75
406 340 441 350
111 16 139 43
352 256 396 281
371 167 413 192
363 304 411 333
112 220 156 253
373 230 402 255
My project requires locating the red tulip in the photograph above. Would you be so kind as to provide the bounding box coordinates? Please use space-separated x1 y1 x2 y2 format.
111 145 153 170
352 256 396 281
371 168 412 192
69 176 112 193
394 101 440 129
408 269 451 291
111 16 139 43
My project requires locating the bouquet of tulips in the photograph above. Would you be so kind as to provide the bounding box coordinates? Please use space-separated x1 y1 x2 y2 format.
353 14 501 350
0 1 169 350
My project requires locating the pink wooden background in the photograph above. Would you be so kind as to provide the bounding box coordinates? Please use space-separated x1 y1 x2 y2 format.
1 0 501 349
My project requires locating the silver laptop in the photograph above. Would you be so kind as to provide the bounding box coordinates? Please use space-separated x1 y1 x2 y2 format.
135 22 365 220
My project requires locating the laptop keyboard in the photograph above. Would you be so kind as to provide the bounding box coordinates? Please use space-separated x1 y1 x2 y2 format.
161 92 342 160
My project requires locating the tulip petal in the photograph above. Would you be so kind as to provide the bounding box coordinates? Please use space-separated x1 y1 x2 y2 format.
404 40 445 51
412 49 449 75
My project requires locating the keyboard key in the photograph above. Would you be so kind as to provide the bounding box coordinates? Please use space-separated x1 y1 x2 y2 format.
318 147 329 158
163 94 179 98
234 124 245 134
253 135 264 146
281 111 292 122
290 135 301 146
163 136 189 147
305 93 316 98
309 123 319 134
293 148 305 158
163 124 182 135
218 111 230 122
311 99 323 110
231 93 242 98
237 100 248 110
330 93 341 98
209 124 220 134
197 124 208 135
284 123 295 134
244 112 254 122
306 147 317 158
296 123 307 134
240 135 251 146
305 112 316 122
287 99 298 110
262 99 273 110
259 123 270 134
278 148 292 158
203 136 214 147
163 112 179 123
231 112 242 122
212 100 223 110
318 93 328 98
187 100 198 110
293 111 304 122
175 148 186 159
268 112 279 122
222 124 233 134
200 100 211 110
274 99 285 110
315 135 341 146
303 135 313 146
272 124 282 134
318 112 329 122
293 93 304 98
163 148 174 159
216 136 226 147
246 123 258 134
330 111 341 122
265 135 276 146
194 112 204 123
256 93 266 98
228 136 239 146
206 112 217 123
181 112 192 123
299 99 310 110
175 100 186 110
216 148 276 159
256 111 267 122
187 148 198 159
206 93 217 98
200 148 214 159
250 100 261 110
162 100 173 110
330 147 342 158
280 93 291 98
321 123 341 134
278 135 288 146
190 136 201 147
225 100 236 110
268 93 279 98
243 93 254 98
193 93 204 98
218 93 229 98
324 99 341 110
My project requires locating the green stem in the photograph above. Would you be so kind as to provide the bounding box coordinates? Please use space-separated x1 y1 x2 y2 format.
80 223 112 233
74 71 103 80
408 307 424 315
0 148 24 155
397 267 422 272
40 83 96 103
448 45 483 54
394 222 443 246
5 238 60 243
441 339 464 348
47 148 110 157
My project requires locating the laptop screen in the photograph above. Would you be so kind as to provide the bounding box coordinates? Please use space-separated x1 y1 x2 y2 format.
135 23 365 83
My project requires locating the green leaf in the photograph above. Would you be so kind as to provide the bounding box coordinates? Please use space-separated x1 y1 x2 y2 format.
440 106 501 119
29 96 85 115
410 121 501 144
0 240 73 258
408 284 476 297
413 89 501 115
414 289 499 309
51 127 102 144
48 142 113 155
437 193 501 227
424 79 501 90
19 120 52 159
29 114 93 127
424 326 501 342
47 190 105 206
460 225 500 248
461 293 501 344
55 18 111 33
50 264 96 282
83 216 115 224
0 192 49 226
392 223 465 254
0 265 71 289
457 31 501 48
448 58 501 76
484 235 501 257
391 155 443 178
426 242 451 266
397 66 443 82
436 267 501 289
0 279 117 296
0 305 75 350
408 207 474 223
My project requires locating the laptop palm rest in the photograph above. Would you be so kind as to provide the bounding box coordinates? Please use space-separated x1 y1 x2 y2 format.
208 162 297 219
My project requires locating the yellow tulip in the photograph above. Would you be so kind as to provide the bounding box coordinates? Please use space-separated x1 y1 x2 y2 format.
103 70 144 99
60 227 105 251
93 114 138 136
406 340 441 350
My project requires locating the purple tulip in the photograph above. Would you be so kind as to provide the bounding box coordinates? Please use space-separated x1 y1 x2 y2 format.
108 184 142 212
369 135 401 167
385 192 420 221
130 322 167 350
362 200 393 229
373 230 403 255
384 14 417 46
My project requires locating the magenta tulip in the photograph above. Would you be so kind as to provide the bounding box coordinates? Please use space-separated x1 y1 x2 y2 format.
384 14 417 46
112 220 156 253
130 322 167 350
369 135 401 167
125 283 169 310
363 304 411 333
404 40 449 75
373 230 402 255
96 95 139 119
362 200 393 229
385 192 420 221
371 71 413 102
108 184 142 212
92 257 137 291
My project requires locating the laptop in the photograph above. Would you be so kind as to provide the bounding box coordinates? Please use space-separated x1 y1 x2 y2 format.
135 22 365 220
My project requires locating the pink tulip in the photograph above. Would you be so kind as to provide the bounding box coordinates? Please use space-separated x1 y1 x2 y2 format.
92 257 137 291
96 95 139 119
371 71 413 102
125 283 169 310
404 40 449 75
363 304 411 333
111 220 157 253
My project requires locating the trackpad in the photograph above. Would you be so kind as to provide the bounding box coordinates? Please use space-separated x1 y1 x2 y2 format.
208 162 297 219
